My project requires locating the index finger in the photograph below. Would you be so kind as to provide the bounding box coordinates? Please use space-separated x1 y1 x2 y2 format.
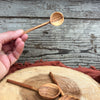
0 29 24 44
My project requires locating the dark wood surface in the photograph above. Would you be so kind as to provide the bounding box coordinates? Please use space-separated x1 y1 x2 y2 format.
0 0 100 68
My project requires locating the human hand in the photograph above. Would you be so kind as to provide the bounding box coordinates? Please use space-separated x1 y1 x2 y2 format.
0 29 28 80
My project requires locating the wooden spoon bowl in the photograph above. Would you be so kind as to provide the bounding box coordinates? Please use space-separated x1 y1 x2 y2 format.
50 12 64 26
39 83 60 100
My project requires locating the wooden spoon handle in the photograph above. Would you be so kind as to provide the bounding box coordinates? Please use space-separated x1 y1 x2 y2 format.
49 72 65 96
7 79 38 92
24 21 50 34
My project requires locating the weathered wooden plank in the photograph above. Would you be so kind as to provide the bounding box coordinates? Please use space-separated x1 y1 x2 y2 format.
0 0 100 18
0 18 100 68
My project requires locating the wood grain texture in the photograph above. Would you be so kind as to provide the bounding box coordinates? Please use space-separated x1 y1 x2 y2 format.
0 18 100 68
0 66 100 100
0 0 100 68
0 0 100 18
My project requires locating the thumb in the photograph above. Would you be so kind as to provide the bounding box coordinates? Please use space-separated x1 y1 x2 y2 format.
0 29 24 44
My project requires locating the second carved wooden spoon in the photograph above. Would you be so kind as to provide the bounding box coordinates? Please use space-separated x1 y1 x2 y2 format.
7 79 60 100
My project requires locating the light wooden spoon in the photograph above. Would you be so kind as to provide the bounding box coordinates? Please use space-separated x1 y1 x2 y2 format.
7 79 60 100
24 12 64 34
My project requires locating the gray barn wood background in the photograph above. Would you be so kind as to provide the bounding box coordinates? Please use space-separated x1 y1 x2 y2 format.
0 0 100 68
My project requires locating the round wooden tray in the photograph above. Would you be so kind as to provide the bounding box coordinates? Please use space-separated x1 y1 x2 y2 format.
0 66 100 100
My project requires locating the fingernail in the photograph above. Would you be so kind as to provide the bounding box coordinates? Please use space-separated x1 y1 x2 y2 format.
16 29 24 34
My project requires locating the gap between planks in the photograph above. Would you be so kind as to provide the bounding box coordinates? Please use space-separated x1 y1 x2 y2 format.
0 16 100 20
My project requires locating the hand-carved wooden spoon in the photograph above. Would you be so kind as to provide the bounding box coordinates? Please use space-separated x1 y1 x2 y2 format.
7 79 60 100
49 72 79 100
24 12 64 34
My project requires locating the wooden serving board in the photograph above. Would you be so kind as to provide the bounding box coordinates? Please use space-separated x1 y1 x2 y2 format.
0 66 100 100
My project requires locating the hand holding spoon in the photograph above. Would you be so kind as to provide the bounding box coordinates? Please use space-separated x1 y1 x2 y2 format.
7 79 60 100
24 12 64 34
49 72 79 100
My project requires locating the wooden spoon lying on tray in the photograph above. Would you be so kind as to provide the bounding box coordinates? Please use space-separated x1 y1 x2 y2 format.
7 79 60 100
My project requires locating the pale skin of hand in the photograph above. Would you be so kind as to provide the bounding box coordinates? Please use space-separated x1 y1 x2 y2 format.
0 29 28 80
